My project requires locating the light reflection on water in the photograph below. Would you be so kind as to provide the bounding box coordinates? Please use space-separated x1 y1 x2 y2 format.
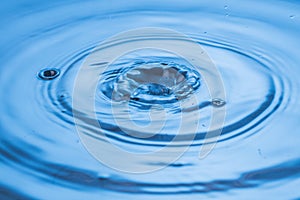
0 0 300 199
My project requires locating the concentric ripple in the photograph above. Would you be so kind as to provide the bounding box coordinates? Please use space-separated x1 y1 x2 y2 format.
0 0 300 199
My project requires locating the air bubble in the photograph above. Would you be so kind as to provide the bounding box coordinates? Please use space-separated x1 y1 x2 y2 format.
289 15 295 19
211 98 226 107
38 68 60 80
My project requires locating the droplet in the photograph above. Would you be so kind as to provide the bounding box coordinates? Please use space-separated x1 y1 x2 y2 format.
258 148 262 156
211 98 226 107
38 68 60 80
289 15 295 19
224 5 228 9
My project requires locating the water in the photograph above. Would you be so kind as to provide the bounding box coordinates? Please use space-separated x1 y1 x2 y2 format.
0 0 300 199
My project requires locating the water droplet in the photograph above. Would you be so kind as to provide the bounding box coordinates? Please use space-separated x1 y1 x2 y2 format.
258 148 266 159
38 68 60 80
224 5 228 9
211 98 226 107
258 148 262 155
289 15 295 19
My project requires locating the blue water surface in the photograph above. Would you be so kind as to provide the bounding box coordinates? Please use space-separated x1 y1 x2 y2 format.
1 0 300 199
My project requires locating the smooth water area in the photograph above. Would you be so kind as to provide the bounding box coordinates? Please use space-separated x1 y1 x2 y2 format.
1 0 300 199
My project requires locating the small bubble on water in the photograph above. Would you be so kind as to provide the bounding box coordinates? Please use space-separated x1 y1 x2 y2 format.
211 98 226 107
258 148 262 155
289 15 295 19
38 68 60 80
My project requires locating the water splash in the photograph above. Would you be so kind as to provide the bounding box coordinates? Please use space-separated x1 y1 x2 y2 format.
101 59 201 103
